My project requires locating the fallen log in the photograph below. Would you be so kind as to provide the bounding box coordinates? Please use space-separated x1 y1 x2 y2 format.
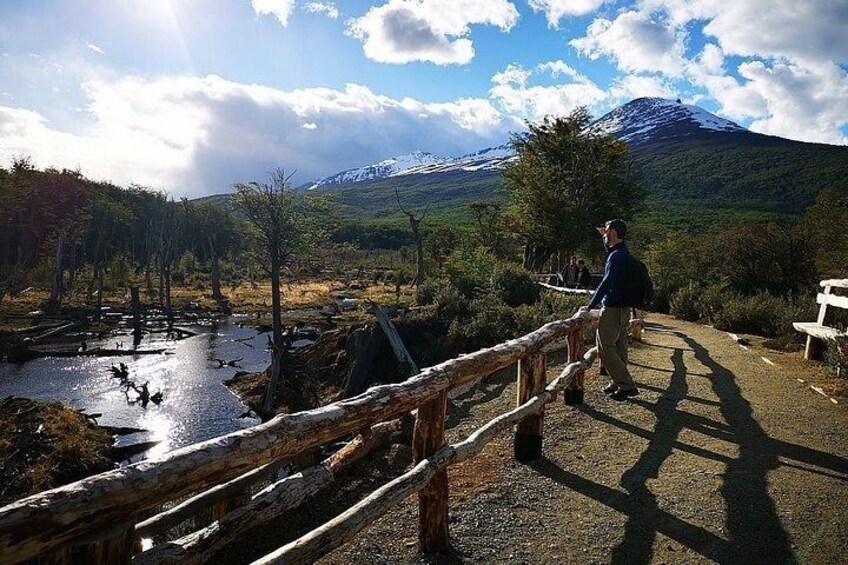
135 418 403 564
8 321 67 336
31 321 84 342
366 302 419 377
109 441 161 461
7 347 168 363
144 326 198 338
0 316 586 563
100 426 148 436
254 349 598 564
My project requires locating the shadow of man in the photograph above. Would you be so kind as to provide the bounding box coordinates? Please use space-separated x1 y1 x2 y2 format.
535 329 798 564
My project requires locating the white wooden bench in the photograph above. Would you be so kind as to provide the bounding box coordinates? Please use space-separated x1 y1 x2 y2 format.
793 279 848 361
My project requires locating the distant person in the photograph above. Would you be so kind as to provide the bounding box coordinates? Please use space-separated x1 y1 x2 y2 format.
564 256 579 288
577 260 592 289
579 219 639 401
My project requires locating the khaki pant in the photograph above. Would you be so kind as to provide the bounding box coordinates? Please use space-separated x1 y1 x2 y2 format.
597 307 636 391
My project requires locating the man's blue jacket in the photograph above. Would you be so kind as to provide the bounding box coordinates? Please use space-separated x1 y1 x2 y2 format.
588 242 629 310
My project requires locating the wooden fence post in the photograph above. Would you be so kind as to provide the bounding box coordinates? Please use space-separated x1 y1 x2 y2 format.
564 328 585 405
514 352 546 462
413 390 449 552
631 309 643 342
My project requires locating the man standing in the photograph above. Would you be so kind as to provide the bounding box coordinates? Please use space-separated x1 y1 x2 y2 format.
579 219 638 401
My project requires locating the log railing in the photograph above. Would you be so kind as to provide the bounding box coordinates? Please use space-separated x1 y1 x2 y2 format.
0 308 641 564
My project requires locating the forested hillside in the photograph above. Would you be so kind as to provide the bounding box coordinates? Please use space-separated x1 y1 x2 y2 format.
632 131 848 214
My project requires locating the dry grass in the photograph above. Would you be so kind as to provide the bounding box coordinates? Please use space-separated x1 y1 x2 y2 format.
0 398 114 506
1 278 414 327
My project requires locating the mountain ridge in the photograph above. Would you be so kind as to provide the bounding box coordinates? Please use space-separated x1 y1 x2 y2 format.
203 98 848 226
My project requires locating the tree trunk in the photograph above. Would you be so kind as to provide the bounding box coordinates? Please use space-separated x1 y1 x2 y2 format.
522 243 553 272
88 235 104 303
270 261 283 348
158 252 167 309
163 265 172 320
95 263 105 316
210 238 223 301
408 218 425 286
48 233 64 311
145 262 153 295
262 259 284 417
414 235 426 286
131 286 142 345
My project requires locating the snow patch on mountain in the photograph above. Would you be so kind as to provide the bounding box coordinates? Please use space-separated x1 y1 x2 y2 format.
306 145 515 189
589 97 745 144
305 99 748 189
306 151 447 189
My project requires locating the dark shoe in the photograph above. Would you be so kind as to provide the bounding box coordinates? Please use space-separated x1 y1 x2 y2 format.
602 383 618 395
610 388 639 401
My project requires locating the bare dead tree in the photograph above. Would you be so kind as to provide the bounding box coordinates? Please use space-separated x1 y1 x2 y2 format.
395 188 428 287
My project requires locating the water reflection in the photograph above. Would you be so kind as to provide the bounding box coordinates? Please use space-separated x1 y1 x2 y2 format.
0 318 268 461
138 411 174 459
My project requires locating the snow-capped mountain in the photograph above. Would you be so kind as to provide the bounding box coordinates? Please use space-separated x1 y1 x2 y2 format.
201 98 844 221
589 97 745 145
306 151 447 189
305 144 515 189
304 99 751 189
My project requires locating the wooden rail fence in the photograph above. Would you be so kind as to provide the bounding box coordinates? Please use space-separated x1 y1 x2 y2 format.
0 308 641 564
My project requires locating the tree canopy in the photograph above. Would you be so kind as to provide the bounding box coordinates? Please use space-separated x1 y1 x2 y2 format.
503 108 644 270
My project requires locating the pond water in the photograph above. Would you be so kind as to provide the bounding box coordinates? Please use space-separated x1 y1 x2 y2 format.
0 318 271 461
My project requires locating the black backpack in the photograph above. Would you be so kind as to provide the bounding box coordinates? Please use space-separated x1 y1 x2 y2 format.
625 255 654 309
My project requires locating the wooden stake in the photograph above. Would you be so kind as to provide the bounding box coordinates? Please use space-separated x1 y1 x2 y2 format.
564 328 585 405
413 391 449 552
514 353 546 462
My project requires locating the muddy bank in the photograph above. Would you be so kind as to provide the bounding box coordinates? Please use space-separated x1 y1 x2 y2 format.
0 397 117 506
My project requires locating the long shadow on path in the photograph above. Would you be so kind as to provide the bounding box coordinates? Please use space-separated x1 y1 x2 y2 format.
535 329 800 564
683 333 796 564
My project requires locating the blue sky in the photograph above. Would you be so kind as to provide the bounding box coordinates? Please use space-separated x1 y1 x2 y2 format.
0 0 845 196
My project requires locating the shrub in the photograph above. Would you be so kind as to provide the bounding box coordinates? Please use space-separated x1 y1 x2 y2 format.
449 293 519 349
492 264 539 307
541 292 590 320
699 281 732 324
433 281 470 323
416 278 452 306
443 246 498 298
713 292 795 337
669 283 703 322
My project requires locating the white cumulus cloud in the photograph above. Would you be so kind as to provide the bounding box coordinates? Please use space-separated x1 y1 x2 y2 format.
251 0 296 27
347 0 519 65
304 2 339 19
570 11 686 76
609 74 676 102
528 0 607 27
0 74 514 196
738 60 848 145
489 62 607 121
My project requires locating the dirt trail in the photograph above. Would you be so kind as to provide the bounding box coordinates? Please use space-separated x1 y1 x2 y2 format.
309 314 848 565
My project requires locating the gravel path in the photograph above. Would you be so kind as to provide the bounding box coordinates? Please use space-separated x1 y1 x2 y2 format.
220 314 848 565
